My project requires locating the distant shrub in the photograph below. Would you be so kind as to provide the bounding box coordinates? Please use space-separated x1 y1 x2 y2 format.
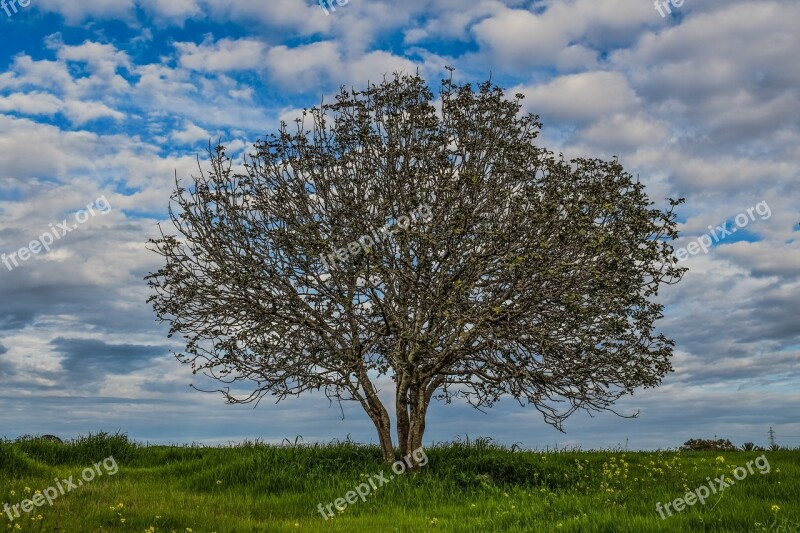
681 438 737 451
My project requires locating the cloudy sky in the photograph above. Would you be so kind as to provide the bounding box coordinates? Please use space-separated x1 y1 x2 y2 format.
0 0 798 451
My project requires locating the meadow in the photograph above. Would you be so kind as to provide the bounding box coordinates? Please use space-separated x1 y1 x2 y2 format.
1 433 797 532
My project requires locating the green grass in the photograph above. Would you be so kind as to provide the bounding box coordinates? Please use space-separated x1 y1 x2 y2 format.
1 433 797 532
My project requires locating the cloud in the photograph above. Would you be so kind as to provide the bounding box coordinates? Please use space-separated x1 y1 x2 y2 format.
171 121 212 144
0 93 124 125
472 7 574 67
719 241 800 278
139 0 202 22
470 0 657 71
56 41 132 79
34 0 136 23
265 41 341 88
0 344 14 381
204 0 330 35
514 71 640 124
176 38 269 72
63 100 125 124
50 337 169 382
0 92 62 115
578 112 668 151
611 1 800 144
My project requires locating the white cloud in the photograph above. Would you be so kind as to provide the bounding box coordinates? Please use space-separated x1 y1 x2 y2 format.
171 121 212 144
514 71 640 123
472 7 573 67
612 2 800 139
176 38 269 72
57 41 132 75
34 0 136 22
0 92 62 115
63 100 125 124
139 0 202 22
264 42 418 91
719 241 800 278
206 0 331 35
470 0 657 71
578 112 668 151
0 115 103 179
265 41 341 88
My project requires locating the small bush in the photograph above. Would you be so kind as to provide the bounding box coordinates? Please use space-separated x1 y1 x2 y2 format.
681 438 737 451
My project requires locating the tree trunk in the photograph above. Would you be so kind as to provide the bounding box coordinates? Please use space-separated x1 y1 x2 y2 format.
396 377 433 471
358 369 396 463
369 411 395 464
395 375 411 459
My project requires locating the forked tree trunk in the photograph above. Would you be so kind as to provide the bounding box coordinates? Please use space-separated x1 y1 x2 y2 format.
396 378 433 470
366 371 440 467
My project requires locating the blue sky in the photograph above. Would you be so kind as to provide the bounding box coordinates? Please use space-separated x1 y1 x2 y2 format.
0 0 798 450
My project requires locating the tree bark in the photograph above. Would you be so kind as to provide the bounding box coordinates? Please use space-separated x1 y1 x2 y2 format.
395 375 437 471
358 369 396 463
405 388 428 470
369 410 395 464
395 374 412 459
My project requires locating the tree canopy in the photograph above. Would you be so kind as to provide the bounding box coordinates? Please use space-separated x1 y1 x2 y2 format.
146 70 685 463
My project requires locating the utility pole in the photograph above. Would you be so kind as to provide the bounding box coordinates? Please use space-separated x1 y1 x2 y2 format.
769 426 776 448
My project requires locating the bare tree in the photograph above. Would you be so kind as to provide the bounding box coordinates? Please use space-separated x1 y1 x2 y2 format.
146 70 685 465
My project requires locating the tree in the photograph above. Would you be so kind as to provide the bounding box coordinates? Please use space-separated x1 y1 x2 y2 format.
146 70 685 465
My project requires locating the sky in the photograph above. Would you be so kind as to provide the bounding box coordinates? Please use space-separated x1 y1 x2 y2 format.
0 0 798 451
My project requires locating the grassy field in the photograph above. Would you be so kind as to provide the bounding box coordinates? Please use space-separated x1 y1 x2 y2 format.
1 433 797 532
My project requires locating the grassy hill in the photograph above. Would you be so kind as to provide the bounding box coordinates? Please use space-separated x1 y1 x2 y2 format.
1 433 797 532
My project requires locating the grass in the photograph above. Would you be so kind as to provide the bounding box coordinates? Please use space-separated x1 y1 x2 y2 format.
1 433 797 532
